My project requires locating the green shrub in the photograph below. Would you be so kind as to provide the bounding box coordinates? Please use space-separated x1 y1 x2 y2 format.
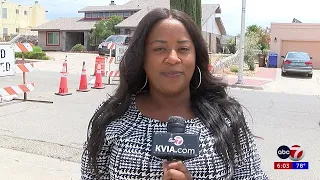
32 46 42 52
230 65 239 73
15 51 49 60
71 44 85 52
15 52 22 58
27 52 46 59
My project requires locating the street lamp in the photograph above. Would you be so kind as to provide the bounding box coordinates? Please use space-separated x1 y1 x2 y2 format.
236 0 246 84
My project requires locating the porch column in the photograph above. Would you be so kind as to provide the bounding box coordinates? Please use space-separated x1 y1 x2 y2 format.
61 31 66 51
84 31 89 50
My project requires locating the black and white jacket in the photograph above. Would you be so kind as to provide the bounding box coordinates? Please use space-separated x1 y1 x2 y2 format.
81 96 269 180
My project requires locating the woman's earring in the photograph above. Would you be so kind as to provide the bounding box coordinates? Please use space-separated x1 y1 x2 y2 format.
194 65 201 89
140 76 148 91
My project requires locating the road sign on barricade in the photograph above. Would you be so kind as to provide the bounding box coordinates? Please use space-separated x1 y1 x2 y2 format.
0 43 53 104
115 45 128 64
0 44 15 76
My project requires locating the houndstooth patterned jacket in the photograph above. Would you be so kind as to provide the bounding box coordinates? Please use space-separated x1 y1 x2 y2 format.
81 96 269 180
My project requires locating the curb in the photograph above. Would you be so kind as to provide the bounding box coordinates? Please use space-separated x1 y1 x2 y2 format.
15 58 54 62
229 84 263 90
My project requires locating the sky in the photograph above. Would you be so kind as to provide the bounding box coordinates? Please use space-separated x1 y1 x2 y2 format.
9 0 320 36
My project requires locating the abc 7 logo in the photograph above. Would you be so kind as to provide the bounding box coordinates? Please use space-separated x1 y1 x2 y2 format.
277 145 304 161
173 136 184 146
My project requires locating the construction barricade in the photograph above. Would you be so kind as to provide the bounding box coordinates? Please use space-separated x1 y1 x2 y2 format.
91 43 127 85
0 43 53 103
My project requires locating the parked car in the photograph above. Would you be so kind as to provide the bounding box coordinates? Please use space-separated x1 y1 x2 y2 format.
281 51 313 77
98 35 131 56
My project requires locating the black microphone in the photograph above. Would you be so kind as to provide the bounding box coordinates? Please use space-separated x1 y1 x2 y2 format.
151 116 200 161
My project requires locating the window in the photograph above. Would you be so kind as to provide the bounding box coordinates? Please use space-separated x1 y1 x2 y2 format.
3 28 8 36
85 13 91 18
124 29 131 35
98 12 103 18
92 13 98 18
47 32 59 45
124 12 129 17
24 11 27 15
16 9 19 14
110 12 116 16
117 12 123 16
16 28 19 33
287 52 311 61
104 35 126 43
104 12 110 17
2 8 7 19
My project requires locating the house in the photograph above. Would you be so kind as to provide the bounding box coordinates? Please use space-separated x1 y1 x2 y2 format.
200 4 226 53
270 23 320 69
32 0 227 53
0 0 48 41
31 17 97 51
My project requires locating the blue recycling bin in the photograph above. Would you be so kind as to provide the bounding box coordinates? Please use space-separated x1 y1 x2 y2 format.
268 53 278 68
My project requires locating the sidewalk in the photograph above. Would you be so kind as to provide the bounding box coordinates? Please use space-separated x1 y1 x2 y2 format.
0 148 80 180
215 67 277 90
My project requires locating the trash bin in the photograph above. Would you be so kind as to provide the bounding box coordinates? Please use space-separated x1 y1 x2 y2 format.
258 54 266 67
268 53 278 68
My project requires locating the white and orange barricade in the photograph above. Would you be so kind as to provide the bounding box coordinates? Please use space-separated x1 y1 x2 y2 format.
14 43 34 53
15 63 34 73
105 56 120 84
105 70 120 78
0 63 35 102
101 42 116 54
0 42 52 103
0 83 35 98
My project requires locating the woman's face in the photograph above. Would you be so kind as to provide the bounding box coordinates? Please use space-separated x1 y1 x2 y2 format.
144 18 196 95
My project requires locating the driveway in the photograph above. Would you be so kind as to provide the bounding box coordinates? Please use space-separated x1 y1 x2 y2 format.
37 52 99 75
35 52 120 84
263 68 320 96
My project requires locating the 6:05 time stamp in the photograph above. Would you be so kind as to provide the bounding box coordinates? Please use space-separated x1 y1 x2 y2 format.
274 162 309 170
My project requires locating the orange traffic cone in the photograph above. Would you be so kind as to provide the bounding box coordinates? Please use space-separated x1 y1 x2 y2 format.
62 56 68 74
77 61 90 92
92 63 105 89
55 61 72 96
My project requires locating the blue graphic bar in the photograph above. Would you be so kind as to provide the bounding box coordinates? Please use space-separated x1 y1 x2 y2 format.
292 162 309 169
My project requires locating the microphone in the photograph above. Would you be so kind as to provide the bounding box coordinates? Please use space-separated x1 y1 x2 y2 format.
151 116 200 161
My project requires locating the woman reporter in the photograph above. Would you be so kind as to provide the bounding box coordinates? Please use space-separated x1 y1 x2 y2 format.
81 8 268 180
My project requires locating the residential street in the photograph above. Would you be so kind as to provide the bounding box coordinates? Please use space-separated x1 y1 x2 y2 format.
0 53 319 179
0 65 319 179
1 0 319 179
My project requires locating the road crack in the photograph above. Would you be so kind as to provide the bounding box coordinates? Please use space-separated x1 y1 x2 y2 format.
0 103 33 118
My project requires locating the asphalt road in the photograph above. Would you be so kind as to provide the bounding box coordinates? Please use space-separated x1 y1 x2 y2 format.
0 71 319 180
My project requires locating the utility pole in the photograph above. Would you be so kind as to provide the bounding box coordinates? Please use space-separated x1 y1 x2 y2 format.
236 0 246 84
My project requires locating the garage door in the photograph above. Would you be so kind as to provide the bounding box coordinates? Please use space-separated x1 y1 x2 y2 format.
281 40 320 69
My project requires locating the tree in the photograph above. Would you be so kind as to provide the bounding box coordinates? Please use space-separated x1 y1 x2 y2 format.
91 16 123 44
244 31 261 71
170 0 185 12
170 0 202 28
246 24 270 54
246 25 260 36
226 38 237 54
195 0 202 28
